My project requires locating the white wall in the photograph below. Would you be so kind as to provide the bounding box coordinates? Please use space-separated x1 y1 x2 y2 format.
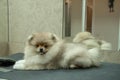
93 0 120 50
119 12 120 50
8 0 63 54
0 0 8 56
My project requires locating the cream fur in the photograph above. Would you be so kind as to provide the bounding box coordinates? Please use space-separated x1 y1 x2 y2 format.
13 32 101 70
73 32 112 50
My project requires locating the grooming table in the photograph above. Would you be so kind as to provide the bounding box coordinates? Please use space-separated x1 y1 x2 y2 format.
0 53 120 80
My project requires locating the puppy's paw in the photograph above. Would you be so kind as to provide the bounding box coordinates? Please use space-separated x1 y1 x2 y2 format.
26 65 45 70
13 60 25 70
70 64 77 69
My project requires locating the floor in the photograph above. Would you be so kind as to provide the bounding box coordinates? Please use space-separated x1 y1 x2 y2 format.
102 50 120 64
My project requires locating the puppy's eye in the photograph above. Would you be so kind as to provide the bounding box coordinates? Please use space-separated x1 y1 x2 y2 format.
44 45 48 48
36 44 39 47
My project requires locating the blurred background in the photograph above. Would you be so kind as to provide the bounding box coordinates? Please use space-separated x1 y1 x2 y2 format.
0 0 120 58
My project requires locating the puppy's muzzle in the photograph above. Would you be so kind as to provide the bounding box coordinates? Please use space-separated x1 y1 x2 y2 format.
39 48 46 55
40 48 43 52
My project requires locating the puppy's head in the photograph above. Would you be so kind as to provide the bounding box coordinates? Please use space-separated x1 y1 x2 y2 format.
27 32 60 55
73 32 95 42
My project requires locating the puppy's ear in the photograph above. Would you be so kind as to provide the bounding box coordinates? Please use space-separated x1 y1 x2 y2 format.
51 34 60 42
27 34 34 42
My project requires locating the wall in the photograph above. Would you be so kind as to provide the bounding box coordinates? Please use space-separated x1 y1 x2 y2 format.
8 0 63 54
93 0 120 50
119 14 120 50
0 0 8 56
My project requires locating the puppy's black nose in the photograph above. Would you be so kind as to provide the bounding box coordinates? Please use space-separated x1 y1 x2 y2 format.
40 48 43 52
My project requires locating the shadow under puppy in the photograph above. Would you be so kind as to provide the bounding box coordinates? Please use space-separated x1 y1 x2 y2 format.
13 32 101 70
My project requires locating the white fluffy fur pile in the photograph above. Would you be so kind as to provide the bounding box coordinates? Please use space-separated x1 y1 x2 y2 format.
13 32 101 70
73 32 112 50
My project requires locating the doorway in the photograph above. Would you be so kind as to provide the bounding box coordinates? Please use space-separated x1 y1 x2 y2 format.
86 0 93 33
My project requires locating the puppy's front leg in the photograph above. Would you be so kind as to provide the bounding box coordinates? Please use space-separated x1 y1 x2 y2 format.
13 60 45 70
46 63 58 70
13 60 26 70
25 64 45 70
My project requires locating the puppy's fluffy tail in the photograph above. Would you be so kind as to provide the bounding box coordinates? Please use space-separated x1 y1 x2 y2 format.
73 32 112 50
98 40 112 50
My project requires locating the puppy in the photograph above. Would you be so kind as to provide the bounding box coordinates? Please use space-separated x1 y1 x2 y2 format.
73 32 112 50
13 32 101 70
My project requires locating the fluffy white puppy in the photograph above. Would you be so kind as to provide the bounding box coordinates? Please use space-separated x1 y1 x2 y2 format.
73 32 112 50
13 32 101 70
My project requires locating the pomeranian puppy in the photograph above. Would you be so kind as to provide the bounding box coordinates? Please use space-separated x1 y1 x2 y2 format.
13 32 101 70
73 32 112 50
